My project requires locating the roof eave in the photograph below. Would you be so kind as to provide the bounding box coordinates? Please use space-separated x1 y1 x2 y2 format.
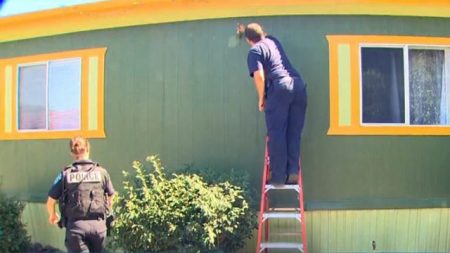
1 0 449 43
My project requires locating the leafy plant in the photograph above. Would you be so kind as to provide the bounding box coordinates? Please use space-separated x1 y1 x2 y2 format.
0 190 31 253
176 165 256 206
176 165 257 251
111 155 256 253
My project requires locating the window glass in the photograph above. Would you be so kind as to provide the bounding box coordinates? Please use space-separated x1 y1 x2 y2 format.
361 48 405 124
17 58 81 131
409 49 446 125
48 58 81 130
18 64 47 130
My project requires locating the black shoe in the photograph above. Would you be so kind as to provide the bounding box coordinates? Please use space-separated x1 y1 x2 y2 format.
286 174 298 184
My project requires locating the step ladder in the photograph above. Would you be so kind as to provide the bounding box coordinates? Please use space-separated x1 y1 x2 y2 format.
256 138 308 253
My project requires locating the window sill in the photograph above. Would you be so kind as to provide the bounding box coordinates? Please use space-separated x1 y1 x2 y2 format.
328 125 450 136
0 129 105 140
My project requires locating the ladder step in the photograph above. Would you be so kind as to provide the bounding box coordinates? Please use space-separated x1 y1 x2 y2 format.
263 212 301 221
265 184 300 192
260 242 303 252
268 232 302 236
268 207 300 212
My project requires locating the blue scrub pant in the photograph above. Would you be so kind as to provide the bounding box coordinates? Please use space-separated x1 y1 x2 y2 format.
265 76 307 184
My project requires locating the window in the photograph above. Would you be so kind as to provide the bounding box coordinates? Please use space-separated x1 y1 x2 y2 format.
361 47 448 126
327 35 450 135
0 48 106 140
18 59 81 131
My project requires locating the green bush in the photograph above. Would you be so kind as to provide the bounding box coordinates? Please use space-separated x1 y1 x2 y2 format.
111 155 256 253
175 165 257 207
176 166 257 251
0 191 31 253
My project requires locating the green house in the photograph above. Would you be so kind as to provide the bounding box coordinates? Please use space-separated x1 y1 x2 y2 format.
0 0 449 252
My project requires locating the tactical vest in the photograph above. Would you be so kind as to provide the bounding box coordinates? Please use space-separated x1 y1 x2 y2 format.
62 162 108 220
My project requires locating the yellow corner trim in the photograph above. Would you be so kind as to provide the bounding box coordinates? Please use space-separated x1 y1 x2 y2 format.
0 0 450 43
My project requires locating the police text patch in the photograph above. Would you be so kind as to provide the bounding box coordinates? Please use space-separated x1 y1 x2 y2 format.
67 171 102 183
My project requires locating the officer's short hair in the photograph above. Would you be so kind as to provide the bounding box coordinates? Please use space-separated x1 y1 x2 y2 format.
70 136 90 155
245 23 266 43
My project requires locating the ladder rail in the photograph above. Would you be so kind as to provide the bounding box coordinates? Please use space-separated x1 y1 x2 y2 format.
298 167 308 252
264 196 269 253
256 137 270 253
256 137 308 253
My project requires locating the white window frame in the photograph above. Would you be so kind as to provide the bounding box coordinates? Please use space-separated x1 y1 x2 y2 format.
16 57 82 132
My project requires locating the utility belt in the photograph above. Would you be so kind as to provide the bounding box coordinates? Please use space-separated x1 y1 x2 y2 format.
68 214 105 222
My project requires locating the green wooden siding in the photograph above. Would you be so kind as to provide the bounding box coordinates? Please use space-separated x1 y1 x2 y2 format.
23 202 450 252
0 16 449 209
22 202 65 250
305 209 450 253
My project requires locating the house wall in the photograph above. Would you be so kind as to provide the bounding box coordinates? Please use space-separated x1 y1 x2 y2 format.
1 15 449 209
1 14 450 252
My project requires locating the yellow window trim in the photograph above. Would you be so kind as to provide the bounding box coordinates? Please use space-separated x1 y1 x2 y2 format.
327 35 450 136
0 0 449 43
0 64 4 135
0 48 106 140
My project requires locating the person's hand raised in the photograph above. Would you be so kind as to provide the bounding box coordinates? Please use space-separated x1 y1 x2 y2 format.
236 23 245 37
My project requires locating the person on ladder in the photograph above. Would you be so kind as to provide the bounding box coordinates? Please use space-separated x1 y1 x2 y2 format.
238 23 307 185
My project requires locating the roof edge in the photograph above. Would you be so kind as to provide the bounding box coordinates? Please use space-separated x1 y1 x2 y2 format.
1 0 449 43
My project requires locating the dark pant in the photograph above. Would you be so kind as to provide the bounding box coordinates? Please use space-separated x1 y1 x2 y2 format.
65 219 107 253
265 76 307 184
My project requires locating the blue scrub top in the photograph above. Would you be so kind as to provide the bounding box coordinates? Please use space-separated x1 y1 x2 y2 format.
247 35 301 82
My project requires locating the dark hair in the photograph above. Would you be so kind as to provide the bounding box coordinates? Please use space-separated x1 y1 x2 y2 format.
70 136 90 155
244 23 266 43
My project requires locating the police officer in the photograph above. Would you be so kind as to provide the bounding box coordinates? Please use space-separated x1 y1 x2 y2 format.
238 23 307 185
47 136 115 253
